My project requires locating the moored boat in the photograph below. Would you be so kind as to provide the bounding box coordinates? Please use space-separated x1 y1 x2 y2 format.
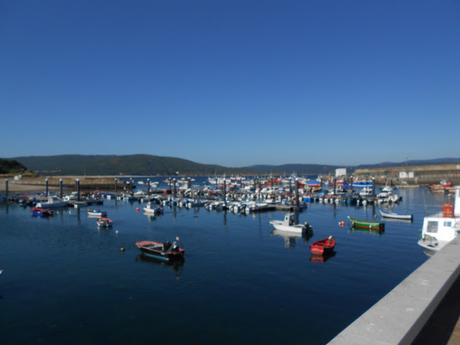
379 210 413 221
136 237 185 262
310 236 336 255
35 196 68 209
418 188 460 253
348 216 385 231
269 213 312 234
96 217 113 228
88 209 107 217
32 207 54 217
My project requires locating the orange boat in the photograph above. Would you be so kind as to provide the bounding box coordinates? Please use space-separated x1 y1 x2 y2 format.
310 236 336 255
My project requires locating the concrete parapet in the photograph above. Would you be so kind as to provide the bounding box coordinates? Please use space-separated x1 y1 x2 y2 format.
328 239 460 345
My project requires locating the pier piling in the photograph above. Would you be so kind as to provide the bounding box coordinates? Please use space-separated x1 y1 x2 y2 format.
75 179 80 201
45 178 49 197
59 178 63 198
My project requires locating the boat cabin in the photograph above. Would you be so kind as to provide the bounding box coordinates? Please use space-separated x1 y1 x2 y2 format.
421 215 460 244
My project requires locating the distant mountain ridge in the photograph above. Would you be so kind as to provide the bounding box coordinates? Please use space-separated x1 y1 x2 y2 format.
0 159 27 174
8 155 460 176
12 154 338 176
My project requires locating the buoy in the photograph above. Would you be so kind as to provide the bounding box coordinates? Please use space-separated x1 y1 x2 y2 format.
338 220 345 227
135 207 141 212
115 230 119 234
120 247 125 252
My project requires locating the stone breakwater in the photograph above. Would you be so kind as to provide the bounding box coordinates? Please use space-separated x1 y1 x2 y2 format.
0 176 125 192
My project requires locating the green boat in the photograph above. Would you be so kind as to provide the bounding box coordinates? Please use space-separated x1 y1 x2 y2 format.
348 216 385 232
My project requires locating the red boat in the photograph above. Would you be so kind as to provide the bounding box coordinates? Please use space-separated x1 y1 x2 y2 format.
310 236 336 255
135 238 185 262
32 207 54 217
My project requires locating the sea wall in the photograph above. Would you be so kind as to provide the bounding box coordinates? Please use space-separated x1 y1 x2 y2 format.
328 238 460 344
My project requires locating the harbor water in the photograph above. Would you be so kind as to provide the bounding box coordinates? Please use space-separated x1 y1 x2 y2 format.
0 188 447 344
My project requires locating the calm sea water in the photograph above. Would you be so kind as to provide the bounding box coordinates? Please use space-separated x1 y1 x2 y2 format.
0 188 448 344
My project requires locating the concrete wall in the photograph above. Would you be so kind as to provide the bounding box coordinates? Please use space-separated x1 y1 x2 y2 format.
328 239 460 345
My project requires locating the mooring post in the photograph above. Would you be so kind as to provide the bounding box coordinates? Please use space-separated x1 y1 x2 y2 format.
76 178 80 201
147 178 151 194
5 179 9 201
114 178 118 194
45 177 49 197
59 178 63 198
223 179 227 208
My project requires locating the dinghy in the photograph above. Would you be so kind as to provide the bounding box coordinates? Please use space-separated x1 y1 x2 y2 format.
379 210 413 221
136 237 184 262
348 216 385 232
310 236 336 255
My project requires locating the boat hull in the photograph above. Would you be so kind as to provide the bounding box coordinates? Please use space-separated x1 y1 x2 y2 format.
270 221 306 234
379 211 413 221
348 217 384 232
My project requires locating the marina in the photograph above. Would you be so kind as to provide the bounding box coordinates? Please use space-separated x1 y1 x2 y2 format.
0 180 449 344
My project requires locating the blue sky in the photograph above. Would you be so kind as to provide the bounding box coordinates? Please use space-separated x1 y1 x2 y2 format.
1 0 459 166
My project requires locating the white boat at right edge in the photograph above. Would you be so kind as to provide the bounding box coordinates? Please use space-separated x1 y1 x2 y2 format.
418 187 460 253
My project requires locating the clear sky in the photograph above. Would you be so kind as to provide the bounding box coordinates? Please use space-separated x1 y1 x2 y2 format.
1 0 459 166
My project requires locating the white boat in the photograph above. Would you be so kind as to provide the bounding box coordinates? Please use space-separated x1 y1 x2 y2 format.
269 213 312 234
418 187 460 253
379 209 413 221
359 187 374 197
36 196 68 209
143 202 162 215
87 209 107 217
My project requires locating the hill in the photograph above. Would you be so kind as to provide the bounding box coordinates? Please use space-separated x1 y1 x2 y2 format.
12 155 338 176
0 159 27 174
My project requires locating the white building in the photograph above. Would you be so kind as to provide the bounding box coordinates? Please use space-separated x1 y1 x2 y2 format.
335 168 347 177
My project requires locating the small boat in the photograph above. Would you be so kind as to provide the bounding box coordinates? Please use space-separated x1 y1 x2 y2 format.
310 236 336 255
269 213 312 234
348 216 385 231
88 209 107 217
32 207 54 217
143 202 163 216
35 196 68 209
96 217 113 228
379 210 413 221
136 238 185 262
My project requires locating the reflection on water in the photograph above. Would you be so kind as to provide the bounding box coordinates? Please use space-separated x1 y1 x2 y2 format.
310 251 336 264
272 229 313 248
136 254 185 278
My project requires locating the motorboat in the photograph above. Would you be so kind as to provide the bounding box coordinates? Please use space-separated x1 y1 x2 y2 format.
32 207 54 217
269 213 312 234
418 187 460 253
135 238 185 262
35 196 68 209
143 202 163 216
96 217 113 228
88 209 107 217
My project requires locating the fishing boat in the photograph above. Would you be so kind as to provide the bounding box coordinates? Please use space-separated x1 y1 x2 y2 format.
143 202 163 215
418 187 460 253
35 196 68 209
96 217 113 228
135 238 185 262
379 209 413 221
32 207 54 217
310 236 336 255
88 209 107 217
269 213 312 234
348 216 385 231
